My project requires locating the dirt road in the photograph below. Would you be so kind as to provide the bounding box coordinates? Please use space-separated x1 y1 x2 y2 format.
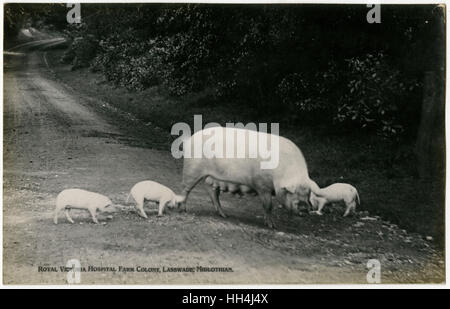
2 41 445 284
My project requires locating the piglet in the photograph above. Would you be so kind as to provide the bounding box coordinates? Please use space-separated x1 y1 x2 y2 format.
54 189 114 224
126 180 183 218
309 183 360 217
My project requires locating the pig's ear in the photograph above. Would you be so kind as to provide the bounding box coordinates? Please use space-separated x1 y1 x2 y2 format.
174 195 185 203
281 185 296 194
276 178 297 195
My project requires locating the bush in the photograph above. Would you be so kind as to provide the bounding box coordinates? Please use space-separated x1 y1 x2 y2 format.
275 53 420 137
69 35 98 69
52 4 433 139
91 37 165 90
335 52 420 137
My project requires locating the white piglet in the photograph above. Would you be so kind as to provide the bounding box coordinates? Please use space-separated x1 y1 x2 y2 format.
54 189 114 224
309 183 360 217
126 180 183 218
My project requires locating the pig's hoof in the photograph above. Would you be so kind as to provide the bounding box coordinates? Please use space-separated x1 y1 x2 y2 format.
157 214 163 217
316 211 323 216
218 211 227 218
139 212 148 218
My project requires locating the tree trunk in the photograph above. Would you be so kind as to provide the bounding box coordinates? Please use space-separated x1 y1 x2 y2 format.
415 71 445 179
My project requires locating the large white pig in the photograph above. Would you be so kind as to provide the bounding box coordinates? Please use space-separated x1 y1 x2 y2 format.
178 126 321 228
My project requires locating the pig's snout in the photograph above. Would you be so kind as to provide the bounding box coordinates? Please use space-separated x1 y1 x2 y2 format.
287 200 300 216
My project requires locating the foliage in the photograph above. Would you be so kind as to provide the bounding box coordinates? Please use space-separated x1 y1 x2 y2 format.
4 3 67 39
335 53 421 137
9 4 444 138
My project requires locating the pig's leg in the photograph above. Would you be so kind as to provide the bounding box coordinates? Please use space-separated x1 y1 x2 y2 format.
343 201 356 217
89 208 99 224
65 209 75 224
260 192 276 229
157 199 169 217
135 197 148 218
205 186 227 218
180 175 207 211
316 200 326 215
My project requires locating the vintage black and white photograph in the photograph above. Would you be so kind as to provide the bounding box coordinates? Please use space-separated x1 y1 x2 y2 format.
2 2 446 285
